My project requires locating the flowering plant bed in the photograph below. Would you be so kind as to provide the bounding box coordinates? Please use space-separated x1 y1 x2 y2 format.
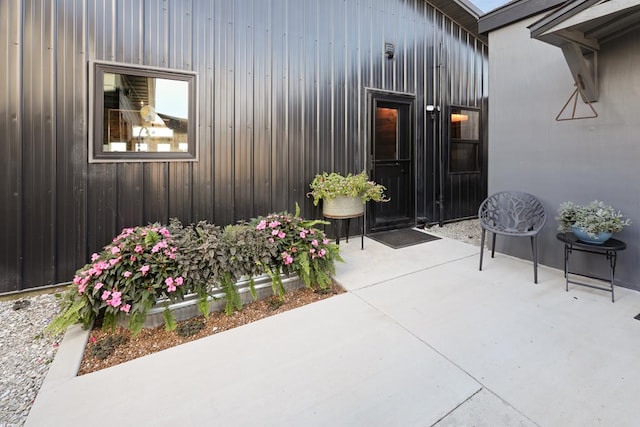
79 283 344 375
47 206 342 336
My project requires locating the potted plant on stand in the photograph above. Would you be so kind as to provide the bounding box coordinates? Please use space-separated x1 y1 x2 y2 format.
308 171 389 217
557 200 631 244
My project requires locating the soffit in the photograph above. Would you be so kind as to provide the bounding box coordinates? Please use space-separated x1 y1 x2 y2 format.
429 0 487 43
530 0 640 47
478 0 566 34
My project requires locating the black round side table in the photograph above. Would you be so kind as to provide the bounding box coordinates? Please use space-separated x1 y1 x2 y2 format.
556 232 626 302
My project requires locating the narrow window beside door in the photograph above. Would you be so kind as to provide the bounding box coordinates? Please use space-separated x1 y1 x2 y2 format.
449 106 480 173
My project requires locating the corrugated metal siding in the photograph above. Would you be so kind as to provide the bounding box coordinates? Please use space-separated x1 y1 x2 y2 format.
0 0 487 293
1 0 24 291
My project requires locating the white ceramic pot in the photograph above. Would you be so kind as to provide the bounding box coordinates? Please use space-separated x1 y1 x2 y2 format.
322 196 365 218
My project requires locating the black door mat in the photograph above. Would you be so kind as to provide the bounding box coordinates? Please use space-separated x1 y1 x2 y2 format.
368 228 441 249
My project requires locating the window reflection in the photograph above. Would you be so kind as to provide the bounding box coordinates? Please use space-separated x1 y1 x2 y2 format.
450 107 480 173
103 73 189 153
375 107 398 160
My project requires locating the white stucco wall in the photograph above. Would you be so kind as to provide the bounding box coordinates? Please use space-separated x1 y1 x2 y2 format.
487 17 640 290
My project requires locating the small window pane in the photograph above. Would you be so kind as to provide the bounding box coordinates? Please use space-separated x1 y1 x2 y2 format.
450 142 478 173
91 61 197 163
451 108 479 140
375 107 398 160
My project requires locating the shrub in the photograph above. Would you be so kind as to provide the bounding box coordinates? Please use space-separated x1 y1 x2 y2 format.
216 223 279 314
169 219 222 317
47 224 188 335
251 205 342 292
557 200 631 237
308 171 389 205
47 209 342 336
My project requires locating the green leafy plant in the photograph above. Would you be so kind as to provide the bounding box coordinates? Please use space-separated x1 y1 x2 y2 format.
216 223 279 314
169 219 223 317
308 171 389 205
557 200 631 237
46 224 188 336
47 209 343 336
90 334 128 360
176 319 205 337
251 204 343 292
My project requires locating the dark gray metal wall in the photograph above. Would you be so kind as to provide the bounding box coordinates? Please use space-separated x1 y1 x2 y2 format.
0 0 487 293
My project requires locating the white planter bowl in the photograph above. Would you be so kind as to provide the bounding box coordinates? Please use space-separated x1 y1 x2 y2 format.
322 196 365 218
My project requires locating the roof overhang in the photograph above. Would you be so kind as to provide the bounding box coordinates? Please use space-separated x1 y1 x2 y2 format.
478 0 566 34
429 0 487 43
529 0 640 102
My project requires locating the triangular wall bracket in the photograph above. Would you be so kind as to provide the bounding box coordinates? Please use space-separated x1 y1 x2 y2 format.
555 85 598 121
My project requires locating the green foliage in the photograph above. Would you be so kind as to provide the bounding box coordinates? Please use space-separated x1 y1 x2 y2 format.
557 200 631 237
169 219 222 298
251 208 343 290
176 319 205 337
44 293 87 336
90 334 128 360
308 171 389 205
48 209 342 336
163 307 177 332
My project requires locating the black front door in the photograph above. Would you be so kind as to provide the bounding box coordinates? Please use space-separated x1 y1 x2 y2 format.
369 92 414 232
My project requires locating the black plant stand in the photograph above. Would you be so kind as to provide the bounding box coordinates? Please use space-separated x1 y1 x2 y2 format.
323 212 364 250
556 232 626 302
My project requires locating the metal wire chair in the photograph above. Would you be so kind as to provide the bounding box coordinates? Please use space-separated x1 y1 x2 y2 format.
478 191 546 283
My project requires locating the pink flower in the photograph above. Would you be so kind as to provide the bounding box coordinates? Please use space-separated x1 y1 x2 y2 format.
159 227 171 238
123 271 132 278
140 265 150 275
109 291 122 307
78 283 87 294
91 253 100 261
271 229 279 236
130 256 136 262
268 238 275 244
175 277 184 286
165 277 176 292
169 253 176 260
323 238 329 245
311 239 318 247
269 220 281 228
134 245 143 253
171 247 177 252
73 275 82 285
300 231 307 238
109 258 120 266
111 246 120 254
309 229 315 235
89 336 97 344
277 231 286 239
101 290 111 301
256 220 267 230
95 282 104 290
281 252 294 265
120 304 131 313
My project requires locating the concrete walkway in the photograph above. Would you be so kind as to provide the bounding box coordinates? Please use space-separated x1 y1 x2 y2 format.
27 233 640 426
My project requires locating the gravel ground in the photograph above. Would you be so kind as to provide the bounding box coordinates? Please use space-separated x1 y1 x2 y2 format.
0 294 61 427
0 219 480 427
425 218 482 247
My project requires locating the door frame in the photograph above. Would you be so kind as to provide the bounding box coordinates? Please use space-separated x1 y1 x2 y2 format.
366 88 416 233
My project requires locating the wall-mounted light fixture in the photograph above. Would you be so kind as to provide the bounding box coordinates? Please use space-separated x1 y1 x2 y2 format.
385 42 395 59
426 104 440 119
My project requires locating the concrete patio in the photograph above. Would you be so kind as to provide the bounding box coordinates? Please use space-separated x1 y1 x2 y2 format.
27 232 640 426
